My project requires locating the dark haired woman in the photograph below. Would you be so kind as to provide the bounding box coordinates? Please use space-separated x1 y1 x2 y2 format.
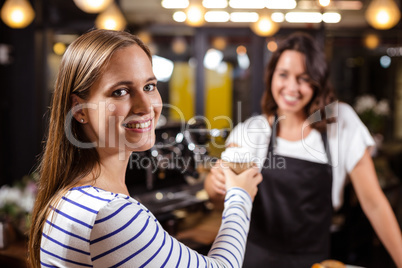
205 32 402 267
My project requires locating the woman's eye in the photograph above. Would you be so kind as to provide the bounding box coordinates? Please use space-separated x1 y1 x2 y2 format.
299 76 310 82
112 89 128 97
144 84 156 92
279 73 287 78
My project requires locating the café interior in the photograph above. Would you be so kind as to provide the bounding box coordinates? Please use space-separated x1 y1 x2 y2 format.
0 0 402 267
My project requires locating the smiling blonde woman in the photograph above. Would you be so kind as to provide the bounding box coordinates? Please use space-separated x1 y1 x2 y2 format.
28 29 262 268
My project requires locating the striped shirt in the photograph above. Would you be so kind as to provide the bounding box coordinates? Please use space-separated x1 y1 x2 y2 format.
40 186 252 267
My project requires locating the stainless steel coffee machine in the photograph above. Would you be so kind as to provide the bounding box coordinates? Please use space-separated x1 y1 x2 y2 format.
126 117 228 217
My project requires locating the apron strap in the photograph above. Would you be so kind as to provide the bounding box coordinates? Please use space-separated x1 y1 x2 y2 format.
268 114 278 154
321 131 332 166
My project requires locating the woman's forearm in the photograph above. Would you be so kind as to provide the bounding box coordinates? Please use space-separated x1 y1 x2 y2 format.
350 150 402 267
361 193 402 267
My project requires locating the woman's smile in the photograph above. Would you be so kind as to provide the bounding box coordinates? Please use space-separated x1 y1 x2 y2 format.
123 118 153 133
281 93 300 104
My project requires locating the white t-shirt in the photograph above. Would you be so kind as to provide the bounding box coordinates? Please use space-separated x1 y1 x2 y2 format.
225 102 375 210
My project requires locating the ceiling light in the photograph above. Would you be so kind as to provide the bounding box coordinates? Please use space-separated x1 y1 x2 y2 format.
204 11 230 22
212 37 227 50
267 40 278 52
230 12 259 22
322 12 341 23
386 47 401 56
236 45 247 55
172 37 187 54
319 0 331 7
229 0 265 9
365 0 401 30
95 3 126 31
162 0 189 9
173 11 187 22
53 42 66 56
251 15 280 36
186 4 205 26
0 0 35 28
152 55 174 82
380 55 391 68
204 48 223 70
285 12 322 23
202 0 228 8
237 53 250 69
364 33 380 50
73 0 112 13
271 12 285 22
266 0 296 9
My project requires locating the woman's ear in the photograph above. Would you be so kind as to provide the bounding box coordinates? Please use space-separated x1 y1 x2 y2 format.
71 94 87 124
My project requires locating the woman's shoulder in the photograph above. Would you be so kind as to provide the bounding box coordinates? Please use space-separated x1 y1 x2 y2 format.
64 186 156 225
68 185 124 199
45 186 135 235
64 186 138 212
331 102 368 131
337 102 359 120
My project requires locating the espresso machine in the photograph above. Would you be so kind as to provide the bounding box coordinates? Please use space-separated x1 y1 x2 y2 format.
125 117 227 217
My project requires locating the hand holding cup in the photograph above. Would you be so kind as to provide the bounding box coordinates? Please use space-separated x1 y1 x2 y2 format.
220 147 261 201
223 166 262 201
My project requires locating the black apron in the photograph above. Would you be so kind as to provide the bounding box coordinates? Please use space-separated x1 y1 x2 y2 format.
243 117 333 268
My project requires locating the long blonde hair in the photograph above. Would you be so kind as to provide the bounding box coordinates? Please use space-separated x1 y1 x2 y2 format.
28 29 152 267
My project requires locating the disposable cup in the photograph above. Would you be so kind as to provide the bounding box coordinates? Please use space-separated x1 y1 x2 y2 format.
221 147 254 174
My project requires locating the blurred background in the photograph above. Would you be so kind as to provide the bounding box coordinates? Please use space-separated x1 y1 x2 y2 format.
0 0 402 267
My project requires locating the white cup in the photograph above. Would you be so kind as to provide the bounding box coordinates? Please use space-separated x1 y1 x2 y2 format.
221 147 254 174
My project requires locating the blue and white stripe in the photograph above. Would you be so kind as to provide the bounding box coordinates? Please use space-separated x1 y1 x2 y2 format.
40 186 252 267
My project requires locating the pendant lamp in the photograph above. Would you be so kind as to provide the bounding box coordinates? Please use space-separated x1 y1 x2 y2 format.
0 0 35 28
73 0 113 14
185 3 205 26
95 3 126 31
251 14 279 36
365 0 401 30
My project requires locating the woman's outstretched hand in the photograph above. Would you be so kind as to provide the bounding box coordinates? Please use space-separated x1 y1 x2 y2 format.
223 166 262 201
